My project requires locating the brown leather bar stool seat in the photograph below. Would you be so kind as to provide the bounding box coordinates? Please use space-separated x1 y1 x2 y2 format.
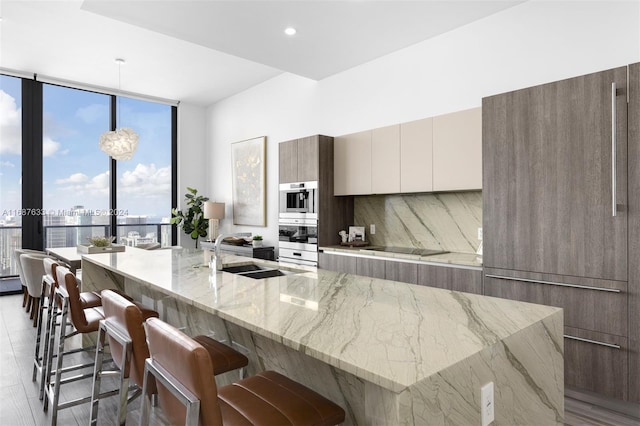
193 335 249 377
141 318 345 426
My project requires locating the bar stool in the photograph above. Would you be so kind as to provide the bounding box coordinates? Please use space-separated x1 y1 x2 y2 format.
90 290 159 425
91 290 249 425
141 318 345 426
15 249 48 314
33 259 103 400
43 266 121 426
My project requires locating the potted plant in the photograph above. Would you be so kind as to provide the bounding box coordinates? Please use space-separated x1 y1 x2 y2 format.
171 187 209 248
252 235 263 248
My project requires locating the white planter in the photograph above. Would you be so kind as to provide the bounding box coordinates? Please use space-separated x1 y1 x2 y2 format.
252 240 263 248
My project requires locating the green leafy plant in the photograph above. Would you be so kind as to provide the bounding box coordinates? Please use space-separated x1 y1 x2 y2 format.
87 236 115 247
171 187 209 248
252 235 263 241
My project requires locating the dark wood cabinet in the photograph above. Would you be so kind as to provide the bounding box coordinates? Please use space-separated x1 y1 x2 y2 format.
384 260 418 284
279 136 353 248
279 136 321 183
298 136 319 182
482 65 635 403
483 66 628 281
320 251 480 293
564 327 628 401
627 62 640 404
356 257 385 279
417 264 482 294
279 140 299 183
318 252 357 274
484 268 627 337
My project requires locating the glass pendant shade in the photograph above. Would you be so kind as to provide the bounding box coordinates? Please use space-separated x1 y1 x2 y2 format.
99 127 139 160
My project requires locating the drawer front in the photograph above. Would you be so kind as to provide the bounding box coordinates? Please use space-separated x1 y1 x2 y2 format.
484 268 627 336
564 327 628 401
418 263 482 294
318 252 357 274
356 257 385 279
280 248 318 263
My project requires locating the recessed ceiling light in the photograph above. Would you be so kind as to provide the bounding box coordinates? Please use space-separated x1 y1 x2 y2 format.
284 27 296 36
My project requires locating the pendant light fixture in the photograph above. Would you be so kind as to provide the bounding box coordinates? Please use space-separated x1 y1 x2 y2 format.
99 58 139 160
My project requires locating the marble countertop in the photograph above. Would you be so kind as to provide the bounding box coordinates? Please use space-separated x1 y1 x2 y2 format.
320 245 483 268
82 247 558 393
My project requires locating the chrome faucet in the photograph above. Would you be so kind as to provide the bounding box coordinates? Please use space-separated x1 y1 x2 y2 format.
213 232 251 270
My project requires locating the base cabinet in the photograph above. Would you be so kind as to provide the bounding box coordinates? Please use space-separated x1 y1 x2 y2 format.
484 268 630 402
564 327 628 401
320 252 480 294
318 252 357 274
417 264 482 294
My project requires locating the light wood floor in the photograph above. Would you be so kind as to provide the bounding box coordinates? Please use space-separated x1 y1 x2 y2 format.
0 293 638 425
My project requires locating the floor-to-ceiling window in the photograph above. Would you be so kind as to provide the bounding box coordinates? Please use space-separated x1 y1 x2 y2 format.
115 97 173 247
0 75 23 277
42 84 111 248
0 74 177 278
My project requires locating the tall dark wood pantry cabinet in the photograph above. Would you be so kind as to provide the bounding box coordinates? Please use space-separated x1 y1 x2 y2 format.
483 66 636 404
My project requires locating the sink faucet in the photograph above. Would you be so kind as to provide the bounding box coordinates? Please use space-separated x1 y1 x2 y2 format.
213 232 251 270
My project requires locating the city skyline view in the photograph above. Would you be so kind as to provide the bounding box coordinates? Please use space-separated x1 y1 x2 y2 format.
0 75 173 221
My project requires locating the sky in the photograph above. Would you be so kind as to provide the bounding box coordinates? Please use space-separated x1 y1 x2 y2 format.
0 74 172 221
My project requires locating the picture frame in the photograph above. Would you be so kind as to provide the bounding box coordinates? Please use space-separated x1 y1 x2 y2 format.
348 226 365 242
231 136 266 226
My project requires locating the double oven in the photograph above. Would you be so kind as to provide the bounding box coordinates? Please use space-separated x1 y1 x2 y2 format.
279 181 319 266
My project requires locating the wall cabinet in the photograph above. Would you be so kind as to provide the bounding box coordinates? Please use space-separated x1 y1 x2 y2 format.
371 125 400 194
334 108 480 196
279 136 319 183
432 108 482 191
334 131 372 195
400 118 433 193
482 65 635 403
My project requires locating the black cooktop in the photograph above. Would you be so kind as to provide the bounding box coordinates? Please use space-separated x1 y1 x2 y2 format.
366 246 449 256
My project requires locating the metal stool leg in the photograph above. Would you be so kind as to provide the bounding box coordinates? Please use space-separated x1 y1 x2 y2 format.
90 319 135 426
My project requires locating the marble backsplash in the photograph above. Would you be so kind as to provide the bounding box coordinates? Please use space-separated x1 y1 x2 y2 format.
353 191 482 253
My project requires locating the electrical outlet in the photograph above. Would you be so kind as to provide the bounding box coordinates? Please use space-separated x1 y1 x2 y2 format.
478 227 483 241
370 224 376 235
481 382 495 426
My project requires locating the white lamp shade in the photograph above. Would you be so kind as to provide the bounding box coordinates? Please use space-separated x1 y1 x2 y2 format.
203 201 225 219
99 128 139 160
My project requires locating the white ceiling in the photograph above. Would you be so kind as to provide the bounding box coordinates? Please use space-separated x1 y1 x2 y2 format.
0 0 525 106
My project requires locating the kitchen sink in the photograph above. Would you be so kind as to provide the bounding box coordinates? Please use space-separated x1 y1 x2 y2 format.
221 264 264 274
222 263 301 279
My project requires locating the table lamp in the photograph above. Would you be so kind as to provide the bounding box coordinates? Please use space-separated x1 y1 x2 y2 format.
203 201 225 241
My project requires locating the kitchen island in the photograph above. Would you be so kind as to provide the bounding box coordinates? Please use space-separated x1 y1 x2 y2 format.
81 247 563 425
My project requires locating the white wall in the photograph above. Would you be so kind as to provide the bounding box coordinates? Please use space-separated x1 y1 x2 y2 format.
177 102 207 247
205 0 640 249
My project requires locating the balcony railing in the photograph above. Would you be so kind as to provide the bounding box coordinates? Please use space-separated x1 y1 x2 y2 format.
0 223 173 278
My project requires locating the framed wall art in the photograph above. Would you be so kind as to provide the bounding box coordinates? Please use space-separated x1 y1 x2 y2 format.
231 136 266 226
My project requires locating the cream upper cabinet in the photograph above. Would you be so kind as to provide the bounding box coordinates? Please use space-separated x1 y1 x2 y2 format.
432 107 482 191
335 107 481 195
371 125 400 194
400 118 433 193
334 130 372 196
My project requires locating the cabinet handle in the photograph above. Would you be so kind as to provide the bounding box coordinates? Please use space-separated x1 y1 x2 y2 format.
612 82 617 217
564 334 621 349
293 252 302 256
485 274 621 293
